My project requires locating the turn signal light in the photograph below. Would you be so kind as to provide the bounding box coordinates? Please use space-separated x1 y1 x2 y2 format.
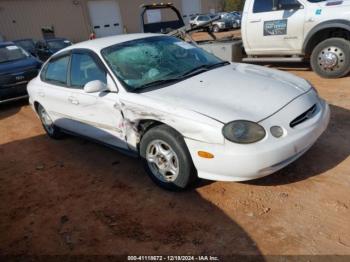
198 151 214 159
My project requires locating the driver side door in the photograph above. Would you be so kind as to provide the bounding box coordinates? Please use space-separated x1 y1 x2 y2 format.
67 50 128 150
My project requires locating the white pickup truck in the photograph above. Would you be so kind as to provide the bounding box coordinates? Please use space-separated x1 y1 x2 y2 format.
240 0 350 78
142 1 350 78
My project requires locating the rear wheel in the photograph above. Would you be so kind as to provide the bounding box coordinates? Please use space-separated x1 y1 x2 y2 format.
37 104 64 139
140 125 197 191
310 38 350 78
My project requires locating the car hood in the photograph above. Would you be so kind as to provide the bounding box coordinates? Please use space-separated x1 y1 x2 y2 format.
142 63 311 123
0 57 41 75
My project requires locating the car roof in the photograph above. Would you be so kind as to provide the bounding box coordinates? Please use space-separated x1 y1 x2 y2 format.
61 33 163 53
0 41 15 47
45 37 68 42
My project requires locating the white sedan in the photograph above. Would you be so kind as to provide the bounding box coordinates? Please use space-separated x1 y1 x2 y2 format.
27 34 330 190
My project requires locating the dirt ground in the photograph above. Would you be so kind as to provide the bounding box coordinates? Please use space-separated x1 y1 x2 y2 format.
0 33 349 258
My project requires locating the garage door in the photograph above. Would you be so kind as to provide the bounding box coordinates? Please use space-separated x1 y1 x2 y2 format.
88 0 123 38
181 0 201 24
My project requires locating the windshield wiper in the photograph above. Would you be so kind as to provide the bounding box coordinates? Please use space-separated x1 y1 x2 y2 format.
136 61 230 90
181 61 230 78
137 78 182 89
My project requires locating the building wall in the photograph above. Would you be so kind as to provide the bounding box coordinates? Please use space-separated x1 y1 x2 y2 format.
0 0 222 42
0 0 90 42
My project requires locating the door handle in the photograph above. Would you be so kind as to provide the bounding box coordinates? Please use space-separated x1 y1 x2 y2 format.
68 96 79 105
249 19 261 23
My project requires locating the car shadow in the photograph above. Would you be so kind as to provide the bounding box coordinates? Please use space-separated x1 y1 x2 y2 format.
0 99 28 121
261 62 312 72
246 104 350 186
0 134 263 258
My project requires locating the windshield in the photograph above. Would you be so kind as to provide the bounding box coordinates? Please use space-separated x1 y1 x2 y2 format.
102 36 225 91
0 45 30 63
15 40 35 51
47 40 72 50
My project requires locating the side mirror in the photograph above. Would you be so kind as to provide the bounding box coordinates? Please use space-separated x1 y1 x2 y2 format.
83 80 108 93
278 1 302 10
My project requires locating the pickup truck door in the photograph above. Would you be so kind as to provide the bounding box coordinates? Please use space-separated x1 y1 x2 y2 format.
244 0 306 54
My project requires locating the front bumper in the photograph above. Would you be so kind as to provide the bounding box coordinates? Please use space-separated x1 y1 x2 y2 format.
185 92 330 182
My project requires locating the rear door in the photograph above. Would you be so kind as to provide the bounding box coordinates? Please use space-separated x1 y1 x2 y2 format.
245 0 306 54
39 53 76 130
66 50 127 149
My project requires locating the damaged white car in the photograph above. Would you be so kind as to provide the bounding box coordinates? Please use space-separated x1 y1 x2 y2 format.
28 34 330 190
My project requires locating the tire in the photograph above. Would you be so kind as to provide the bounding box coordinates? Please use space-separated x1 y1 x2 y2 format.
37 104 64 139
212 25 220 33
140 125 197 191
310 37 350 78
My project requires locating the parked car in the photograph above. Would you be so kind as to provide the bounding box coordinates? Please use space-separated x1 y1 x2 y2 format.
28 34 330 190
35 38 73 61
220 12 241 29
0 42 42 104
190 14 233 32
13 38 38 58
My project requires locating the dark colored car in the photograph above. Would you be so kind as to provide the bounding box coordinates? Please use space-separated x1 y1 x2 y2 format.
0 42 42 104
13 39 38 58
35 38 72 61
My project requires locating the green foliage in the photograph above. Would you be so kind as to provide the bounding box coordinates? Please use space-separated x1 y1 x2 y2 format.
221 0 245 11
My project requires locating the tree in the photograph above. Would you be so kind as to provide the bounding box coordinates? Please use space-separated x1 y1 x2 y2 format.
220 0 245 12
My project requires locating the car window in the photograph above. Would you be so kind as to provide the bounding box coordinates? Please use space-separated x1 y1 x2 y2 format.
47 40 72 50
45 56 69 84
198 16 209 21
70 53 106 88
253 0 275 13
278 0 301 9
0 45 30 63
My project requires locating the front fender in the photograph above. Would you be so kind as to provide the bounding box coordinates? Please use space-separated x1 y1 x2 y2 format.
119 95 225 150
303 19 350 54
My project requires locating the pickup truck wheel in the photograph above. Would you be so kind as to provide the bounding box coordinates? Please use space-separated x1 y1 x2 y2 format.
311 38 350 78
38 104 64 139
212 25 220 33
140 125 197 191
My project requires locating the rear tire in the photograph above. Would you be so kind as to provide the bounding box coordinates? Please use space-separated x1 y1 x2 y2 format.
37 104 64 139
310 38 350 78
140 125 197 191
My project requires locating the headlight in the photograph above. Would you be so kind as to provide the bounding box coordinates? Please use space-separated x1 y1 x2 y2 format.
222 120 266 144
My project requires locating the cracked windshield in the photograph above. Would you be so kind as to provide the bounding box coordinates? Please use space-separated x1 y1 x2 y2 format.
102 36 225 91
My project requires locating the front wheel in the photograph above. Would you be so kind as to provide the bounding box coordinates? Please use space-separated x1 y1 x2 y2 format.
140 125 197 191
310 38 350 78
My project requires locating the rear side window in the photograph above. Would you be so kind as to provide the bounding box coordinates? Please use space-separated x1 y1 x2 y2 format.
70 53 106 88
253 0 275 13
45 56 69 84
198 16 209 21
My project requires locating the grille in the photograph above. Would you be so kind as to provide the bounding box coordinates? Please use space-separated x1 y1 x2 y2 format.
290 104 317 128
0 68 38 87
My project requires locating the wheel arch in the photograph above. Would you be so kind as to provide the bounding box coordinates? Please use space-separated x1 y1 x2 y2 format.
303 20 350 57
33 101 41 113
